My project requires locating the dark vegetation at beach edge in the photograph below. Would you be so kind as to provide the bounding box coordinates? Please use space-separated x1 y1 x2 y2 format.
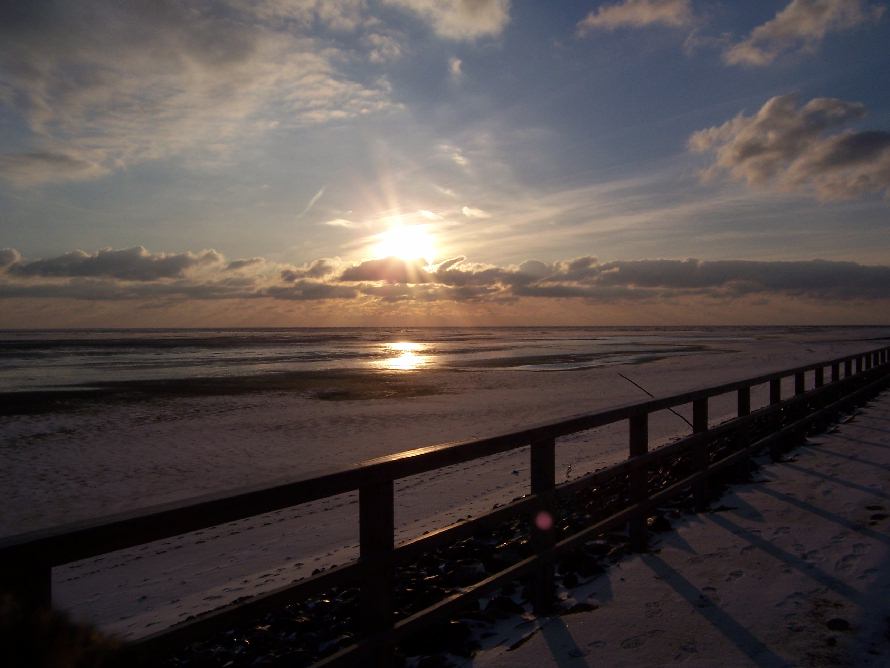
0 370 444 416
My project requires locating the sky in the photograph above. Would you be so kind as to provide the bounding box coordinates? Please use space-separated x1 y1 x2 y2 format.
1 0 890 327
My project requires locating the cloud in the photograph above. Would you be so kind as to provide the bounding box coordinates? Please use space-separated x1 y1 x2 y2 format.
449 56 463 80
0 1 397 186
689 94 890 200
383 0 510 40
577 0 695 34
592 258 890 299
461 205 491 218
229 0 369 31
0 151 109 187
339 257 434 283
366 33 404 63
442 144 470 168
11 247 223 281
436 256 466 272
297 186 326 219
0 248 22 271
281 258 339 280
323 217 360 228
724 0 884 66
4 247 890 307
225 257 265 271
265 280 358 300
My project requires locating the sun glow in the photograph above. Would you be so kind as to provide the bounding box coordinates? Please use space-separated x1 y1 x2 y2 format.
373 341 431 371
372 224 436 262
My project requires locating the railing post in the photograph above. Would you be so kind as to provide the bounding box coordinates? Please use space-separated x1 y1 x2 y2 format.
845 359 853 377
692 398 709 512
769 378 781 405
794 371 805 396
628 413 649 552
530 435 556 614
814 367 824 388
831 362 840 383
737 386 751 417
735 386 752 460
359 481 395 667
856 356 863 374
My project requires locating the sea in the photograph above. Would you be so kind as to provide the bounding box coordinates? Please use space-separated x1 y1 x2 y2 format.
0 326 782 393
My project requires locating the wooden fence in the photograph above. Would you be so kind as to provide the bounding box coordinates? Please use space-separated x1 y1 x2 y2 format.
2 345 889 666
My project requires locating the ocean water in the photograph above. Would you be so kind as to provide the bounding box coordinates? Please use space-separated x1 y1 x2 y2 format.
0 327 761 393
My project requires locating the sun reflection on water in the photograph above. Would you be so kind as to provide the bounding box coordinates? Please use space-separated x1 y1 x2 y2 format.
374 341 431 371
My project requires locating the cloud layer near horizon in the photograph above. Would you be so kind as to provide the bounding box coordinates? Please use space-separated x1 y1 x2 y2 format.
3 246 890 306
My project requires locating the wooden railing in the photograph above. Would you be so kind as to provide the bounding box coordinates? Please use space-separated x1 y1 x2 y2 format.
2 345 889 666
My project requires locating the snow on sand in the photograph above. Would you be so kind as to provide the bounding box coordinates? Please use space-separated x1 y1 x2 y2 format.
1 327 889 639
474 393 890 667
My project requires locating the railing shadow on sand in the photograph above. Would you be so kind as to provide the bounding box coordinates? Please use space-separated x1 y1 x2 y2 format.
1 346 889 667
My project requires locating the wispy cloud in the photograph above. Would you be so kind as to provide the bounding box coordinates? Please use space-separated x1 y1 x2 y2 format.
461 206 492 219
383 0 511 40
449 56 463 81
366 32 404 63
297 186 326 219
724 0 884 66
577 0 695 35
0 2 399 186
323 218 361 229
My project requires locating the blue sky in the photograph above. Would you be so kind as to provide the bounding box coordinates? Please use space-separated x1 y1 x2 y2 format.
1 1 890 326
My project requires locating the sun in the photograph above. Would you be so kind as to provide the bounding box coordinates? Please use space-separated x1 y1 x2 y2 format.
372 224 436 263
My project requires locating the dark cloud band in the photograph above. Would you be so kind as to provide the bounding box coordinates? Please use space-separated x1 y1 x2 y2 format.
3 247 890 305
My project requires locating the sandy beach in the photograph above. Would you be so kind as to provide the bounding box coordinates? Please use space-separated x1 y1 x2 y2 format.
2 326 889 640
473 391 890 667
